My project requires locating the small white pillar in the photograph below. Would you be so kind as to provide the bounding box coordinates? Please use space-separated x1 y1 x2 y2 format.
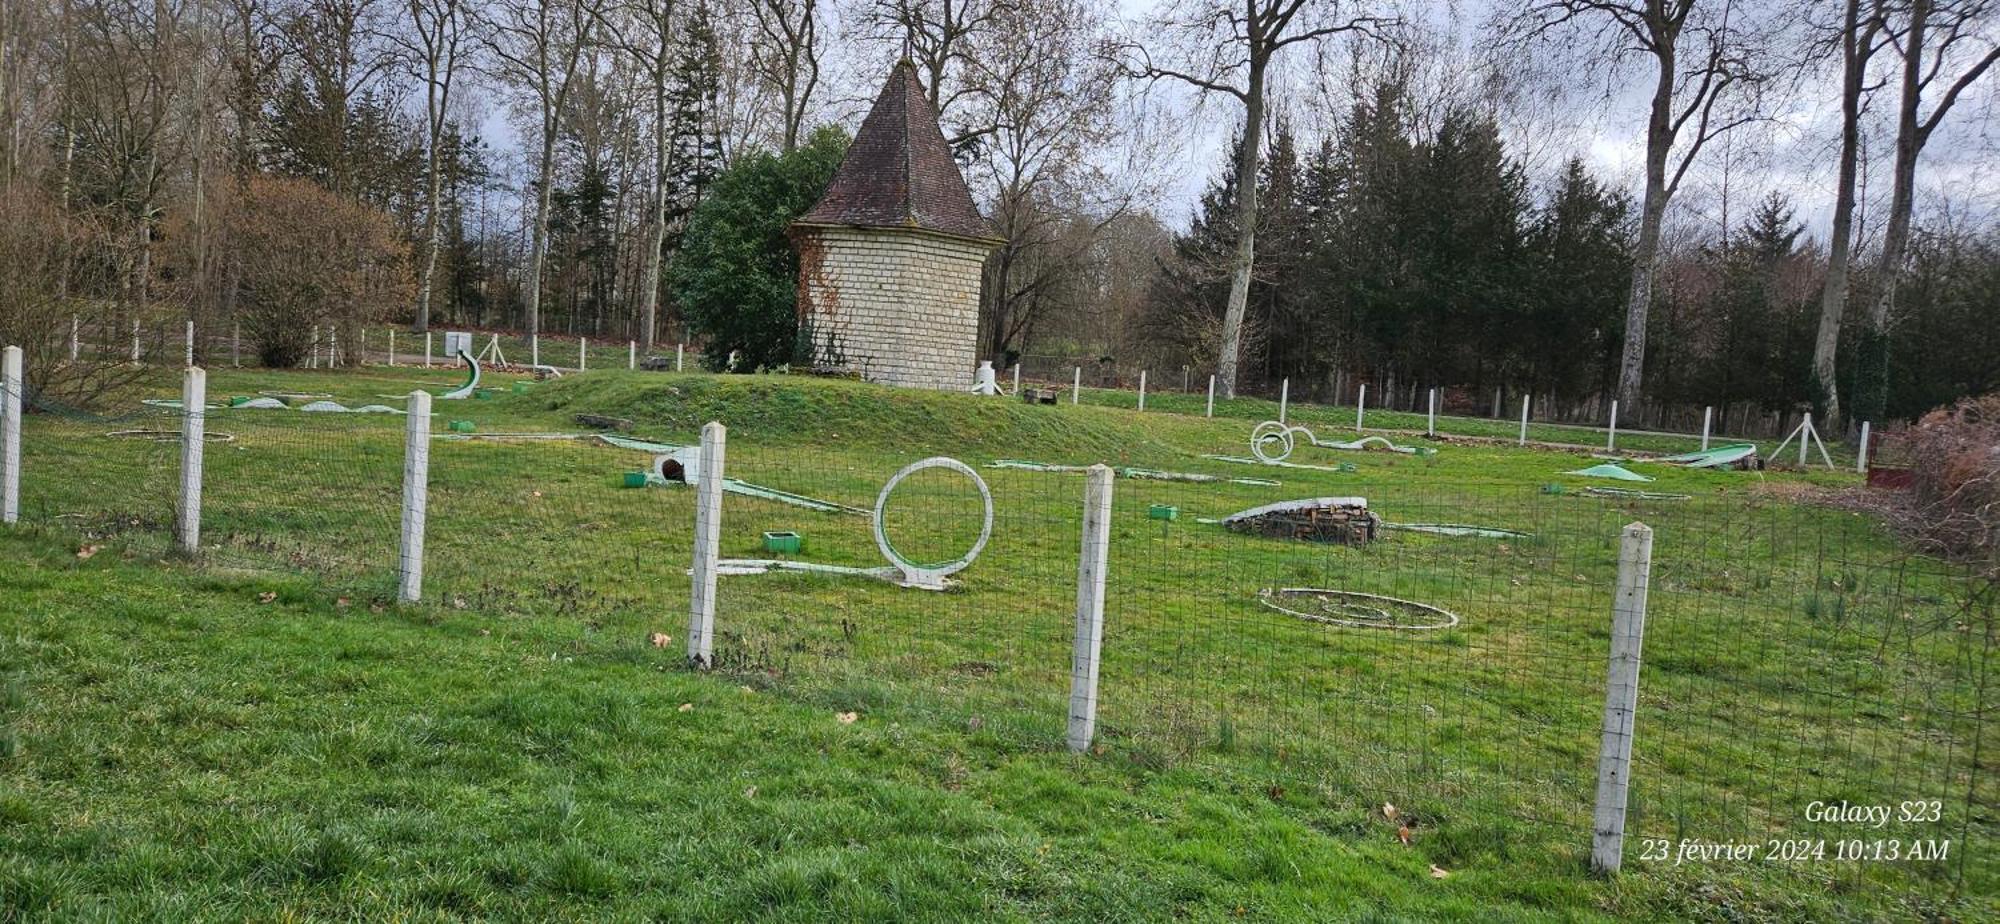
130 319 141 363
425 331 434 369
1205 374 1215 417
389 329 397 367
1799 413 1812 467
1137 370 1147 411
688 421 726 667
629 340 636 370
232 322 241 368
185 320 195 366
1592 522 1654 874
1356 384 1367 432
676 343 684 372
1700 406 1712 451
1067 464 1113 752
1857 421 1871 473
1426 388 1437 436
176 366 206 554
1011 364 1021 396
1279 378 1289 424
530 333 540 368
1 346 20 525
1606 400 1619 451
1519 394 1531 446
398 390 432 603
579 337 587 371
1073 366 1081 405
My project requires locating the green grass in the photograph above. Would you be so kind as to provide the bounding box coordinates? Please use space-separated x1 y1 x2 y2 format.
1 364 1990 921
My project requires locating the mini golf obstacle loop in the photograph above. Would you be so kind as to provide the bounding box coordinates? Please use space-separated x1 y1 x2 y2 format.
1257 588 1460 631
874 457 993 590
718 456 994 591
1250 421 1432 464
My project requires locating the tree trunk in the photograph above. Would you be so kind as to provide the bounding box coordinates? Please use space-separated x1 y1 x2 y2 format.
1855 0 1929 423
1616 27 1678 412
638 74 667 353
1812 0 1871 429
526 126 556 339
414 100 445 333
1216 62 1264 400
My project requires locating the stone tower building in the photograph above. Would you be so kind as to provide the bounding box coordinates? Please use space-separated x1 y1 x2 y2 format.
791 61 1003 390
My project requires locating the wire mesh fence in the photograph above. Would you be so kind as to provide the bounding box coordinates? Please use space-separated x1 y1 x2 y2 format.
2 363 1991 904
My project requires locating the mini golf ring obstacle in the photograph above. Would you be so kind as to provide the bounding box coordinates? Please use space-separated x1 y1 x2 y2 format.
716 456 993 590
1251 421 1431 463
1257 588 1461 631
873 456 993 590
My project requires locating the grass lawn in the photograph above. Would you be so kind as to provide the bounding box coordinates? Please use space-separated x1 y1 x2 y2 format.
0 364 1989 921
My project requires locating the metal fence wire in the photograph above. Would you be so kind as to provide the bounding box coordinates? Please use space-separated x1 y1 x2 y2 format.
4 366 1992 907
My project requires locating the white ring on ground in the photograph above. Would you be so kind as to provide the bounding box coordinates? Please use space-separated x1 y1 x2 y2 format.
1251 420 1297 462
872 456 993 589
1257 587 1461 631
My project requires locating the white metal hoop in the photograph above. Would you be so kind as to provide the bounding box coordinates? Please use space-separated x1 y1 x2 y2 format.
1251 420 1299 463
873 456 993 589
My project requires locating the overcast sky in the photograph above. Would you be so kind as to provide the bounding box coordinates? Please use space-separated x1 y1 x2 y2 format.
468 0 2000 244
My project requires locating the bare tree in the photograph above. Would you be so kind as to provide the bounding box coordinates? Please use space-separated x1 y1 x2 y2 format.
1118 0 1392 398
595 0 674 351
1508 0 1771 413
1808 0 1888 428
483 0 605 344
1852 0 1998 422
865 0 1005 141
745 0 820 152
397 0 469 333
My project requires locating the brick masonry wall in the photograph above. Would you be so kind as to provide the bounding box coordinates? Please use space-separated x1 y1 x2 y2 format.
798 226 992 391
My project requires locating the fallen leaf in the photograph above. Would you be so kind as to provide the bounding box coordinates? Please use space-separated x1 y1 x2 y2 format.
1398 824 1411 845
648 632 672 648
1382 802 1398 820
1429 864 1450 879
678 702 694 713
836 711 858 724
743 786 757 799
75 544 100 560
257 591 277 604
531 491 543 498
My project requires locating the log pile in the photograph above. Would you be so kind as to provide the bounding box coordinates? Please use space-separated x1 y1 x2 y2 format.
1224 499 1379 545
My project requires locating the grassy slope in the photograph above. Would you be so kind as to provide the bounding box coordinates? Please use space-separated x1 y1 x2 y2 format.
1 366 1986 921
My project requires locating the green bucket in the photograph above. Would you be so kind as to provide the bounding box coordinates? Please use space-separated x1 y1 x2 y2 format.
622 471 649 489
762 531 802 554
1147 504 1179 521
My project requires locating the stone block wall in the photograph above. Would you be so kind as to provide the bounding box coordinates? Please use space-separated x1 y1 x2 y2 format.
797 226 990 391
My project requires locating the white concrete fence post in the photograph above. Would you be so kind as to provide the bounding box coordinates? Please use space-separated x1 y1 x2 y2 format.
1426 388 1437 436
1279 378 1289 424
1519 394 1531 446
676 343 685 372
628 340 636 370
1857 421 1871 473
176 366 207 554
398 390 432 603
1606 400 1619 451
1137 370 1147 411
1067 463 1114 752
1073 366 1082 405
530 333 540 368
687 421 726 668
1011 363 1021 396
2 346 20 525
1592 521 1654 874
1799 412 1813 467
425 332 434 369
389 329 397 367
185 320 195 367
1356 384 1367 432
1205 374 1215 417
1700 406 1712 451
579 337 587 371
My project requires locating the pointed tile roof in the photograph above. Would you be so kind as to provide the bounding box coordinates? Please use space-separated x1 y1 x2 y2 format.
797 61 1000 243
